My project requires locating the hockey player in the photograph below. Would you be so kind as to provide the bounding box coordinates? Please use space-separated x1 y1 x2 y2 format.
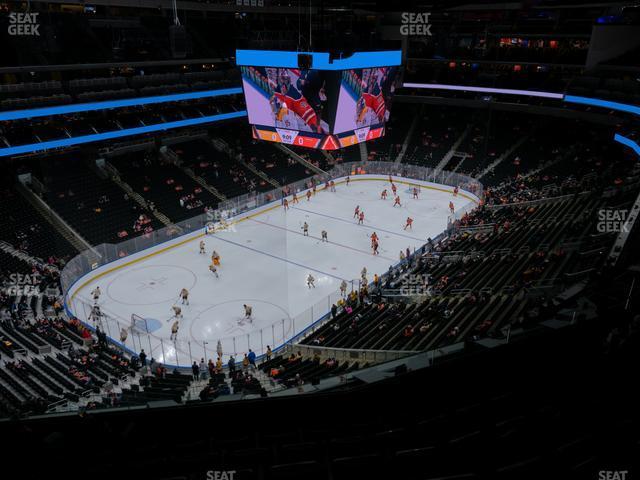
271 70 322 132
199 240 206 254
243 304 253 322
370 232 379 245
209 263 219 278
361 267 367 278
340 280 348 297
330 180 336 192
353 205 360 218
372 240 379 256
449 201 455 214
170 305 183 321
302 222 309 236
292 192 299 204
346 176 350 186
306 190 312 201
453 185 459 197
358 211 365 225
89 305 102 325
212 250 221 266
91 286 101 303
404 217 414 230
120 327 128 344
283 198 289 211
391 183 397 196
321 230 328 242
170 320 179 341
393 196 402 207
179 288 189 305
412 187 419 199
381 189 388 200
307 274 316 289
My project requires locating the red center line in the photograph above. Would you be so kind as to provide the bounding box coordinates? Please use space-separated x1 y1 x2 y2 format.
248 217 394 262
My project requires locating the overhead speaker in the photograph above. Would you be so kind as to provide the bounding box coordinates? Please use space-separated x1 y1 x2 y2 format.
298 53 313 70
170 25 187 59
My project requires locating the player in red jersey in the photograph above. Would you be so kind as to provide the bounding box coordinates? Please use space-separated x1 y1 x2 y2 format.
453 186 459 197
306 190 312 201
381 189 388 200
357 73 387 124
271 71 322 133
353 205 360 218
449 201 455 214
391 183 397 196
372 239 379 256
358 211 365 225
283 198 289 211
404 217 413 230
370 232 379 245
393 196 401 207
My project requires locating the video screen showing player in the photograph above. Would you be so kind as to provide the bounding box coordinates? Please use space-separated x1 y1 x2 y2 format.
333 66 399 135
241 66 331 134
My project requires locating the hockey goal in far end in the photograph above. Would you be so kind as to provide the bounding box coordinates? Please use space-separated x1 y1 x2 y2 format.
131 314 150 334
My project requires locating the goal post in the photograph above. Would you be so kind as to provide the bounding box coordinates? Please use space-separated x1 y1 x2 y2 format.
130 314 149 334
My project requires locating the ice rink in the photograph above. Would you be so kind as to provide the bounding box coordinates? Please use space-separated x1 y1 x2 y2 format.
66 176 478 366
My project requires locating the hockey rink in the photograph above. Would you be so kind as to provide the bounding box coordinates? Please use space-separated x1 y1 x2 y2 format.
65 176 478 366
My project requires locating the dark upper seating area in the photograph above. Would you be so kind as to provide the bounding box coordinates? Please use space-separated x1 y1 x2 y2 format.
34 156 162 246
0 185 77 262
109 150 220 222
175 139 271 198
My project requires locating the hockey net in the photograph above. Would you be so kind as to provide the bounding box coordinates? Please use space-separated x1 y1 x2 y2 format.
130 314 149 334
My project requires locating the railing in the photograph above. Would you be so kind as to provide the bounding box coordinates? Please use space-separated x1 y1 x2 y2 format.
61 161 482 368
283 344 420 365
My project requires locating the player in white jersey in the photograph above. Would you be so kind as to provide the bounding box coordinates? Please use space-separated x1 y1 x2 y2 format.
170 305 183 321
340 280 348 297
307 274 316 289
199 240 206 254
170 320 179 341
89 305 103 326
91 286 101 303
179 288 189 305
243 304 253 323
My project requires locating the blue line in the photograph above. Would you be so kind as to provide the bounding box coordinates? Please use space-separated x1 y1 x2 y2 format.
614 133 640 157
0 87 243 121
0 110 248 157
291 205 426 242
207 231 349 281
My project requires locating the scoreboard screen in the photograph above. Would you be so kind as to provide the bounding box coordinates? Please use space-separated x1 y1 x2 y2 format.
237 50 401 150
